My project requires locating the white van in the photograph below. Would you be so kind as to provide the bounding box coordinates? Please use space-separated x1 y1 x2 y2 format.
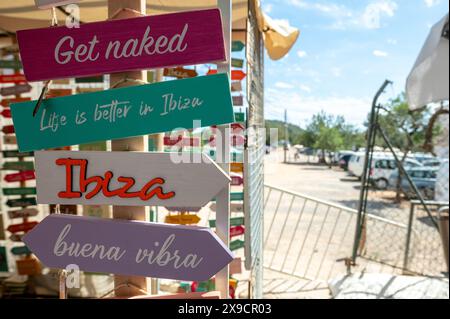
348 152 365 178
370 157 423 190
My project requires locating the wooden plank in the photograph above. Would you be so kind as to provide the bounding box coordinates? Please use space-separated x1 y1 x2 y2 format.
16 257 41 275
0 73 27 84
8 208 39 219
6 197 37 208
1 150 34 158
0 84 32 96
0 60 22 69
11 74 234 152
17 9 226 81
3 187 37 196
7 221 38 233
35 150 230 207
231 81 242 92
3 135 17 145
232 41 245 52
0 247 8 271
164 213 201 225
24 214 234 281
231 58 244 68
4 170 35 183
1 97 31 108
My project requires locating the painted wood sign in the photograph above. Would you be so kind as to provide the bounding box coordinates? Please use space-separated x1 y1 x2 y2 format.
232 41 245 52
11 74 234 152
4 170 35 183
234 112 245 122
75 75 104 83
0 74 27 84
1 109 12 118
1 97 31 108
2 125 15 134
35 0 80 9
207 69 247 81
231 162 244 173
11 246 32 256
8 208 39 219
232 95 244 106
230 239 245 251
164 214 201 225
0 216 4 241
10 233 24 242
231 58 244 68
0 60 22 69
24 214 234 281
7 221 38 233
6 197 37 208
230 226 245 238
0 247 7 271
0 84 32 96
3 135 17 145
231 81 242 92
47 89 72 98
16 257 41 275
3 187 37 196
209 217 244 228
17 9 225 81
2 150 34 158
2 161 34 171
231 175 244 186
164 67 198 79
164 136 200 147
35 151 230 207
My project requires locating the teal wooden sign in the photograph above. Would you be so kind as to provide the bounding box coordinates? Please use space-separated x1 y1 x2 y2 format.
3 187 37 196
231 58 244 68
11 74 234 152
0 60 22 69
2 150 34 158
209 217 244 228
11 246 31 256
235 112 245 122
2 162 34 171
230 240 245 251
232 41 245 52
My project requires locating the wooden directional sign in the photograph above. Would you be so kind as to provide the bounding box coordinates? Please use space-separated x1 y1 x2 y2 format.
209 217 244 228
75 75 104 83
164 67 198 79
11 246 32 256
3 135 17 145
16 257 42 275
2 150 34 158
2 161 34 171
2 125 15 134
230 226 245 238
231 58 244 68
0 74 27 84
0 84 32 96
164 213 201 225
231 162 244 173
35 0 80 9
3 187 37 196
230 239 245 251
231 175 244 186
24 214 234 281
11 74 234 152
207 69 247 81
164 136 200 147
233 95 244 106
10 233 24 242
232 41 245 52
7 221 38 233
231 81 242 92
0 247 7 271
35 151 230 207
1 109 12 118
209 202 244 213
6 197 37 208
8 208 39 219
234 112 245 122
47 89 72 98
1 97 31 108
17 9 225 81
0 60 22 69
4 170 35 183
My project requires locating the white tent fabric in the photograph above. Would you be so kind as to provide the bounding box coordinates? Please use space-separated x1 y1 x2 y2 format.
406 14 449 110
0 0 299 60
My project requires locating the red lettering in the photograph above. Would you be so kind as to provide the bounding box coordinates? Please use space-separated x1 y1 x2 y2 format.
56 158 175 202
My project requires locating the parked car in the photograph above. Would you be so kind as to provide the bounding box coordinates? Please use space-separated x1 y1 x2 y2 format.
412 153 436 164
388 167 438 199
339 153 354 171
422 158 443 167
370 157 423 190
348 152 365 178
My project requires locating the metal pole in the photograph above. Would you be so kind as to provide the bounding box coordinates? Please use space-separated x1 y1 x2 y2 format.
351 79 392 264
215 0 231 299
403 203 416 273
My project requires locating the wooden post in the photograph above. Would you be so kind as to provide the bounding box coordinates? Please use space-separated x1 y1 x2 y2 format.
215 0 232 299
108 0 149 298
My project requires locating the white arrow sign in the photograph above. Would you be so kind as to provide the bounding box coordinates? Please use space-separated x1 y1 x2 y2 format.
35 151 230 207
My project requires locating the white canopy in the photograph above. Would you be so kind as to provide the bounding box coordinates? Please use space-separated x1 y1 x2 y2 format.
406 13 449 110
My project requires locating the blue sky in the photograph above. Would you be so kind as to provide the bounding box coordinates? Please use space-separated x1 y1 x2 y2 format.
262 0 449 128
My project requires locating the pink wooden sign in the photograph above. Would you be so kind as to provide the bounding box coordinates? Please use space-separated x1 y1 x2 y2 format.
17 9 226 82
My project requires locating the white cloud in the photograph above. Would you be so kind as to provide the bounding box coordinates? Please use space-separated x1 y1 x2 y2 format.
275 81 295 89
373 49 388 57
387 38 398 45
264 3 273 14
286 0 397 30
424 0 440 7
300 84 312 93
331 67 342 77
265 88 371 126
297 50 308 58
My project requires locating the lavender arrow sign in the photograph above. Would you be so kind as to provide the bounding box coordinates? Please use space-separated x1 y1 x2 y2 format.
23 214 233 281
